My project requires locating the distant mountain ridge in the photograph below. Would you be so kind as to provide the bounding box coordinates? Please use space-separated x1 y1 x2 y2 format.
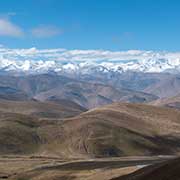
0 73 158 109
1 57 180 74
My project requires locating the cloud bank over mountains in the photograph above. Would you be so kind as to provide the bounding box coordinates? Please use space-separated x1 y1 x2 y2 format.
0 46 180 63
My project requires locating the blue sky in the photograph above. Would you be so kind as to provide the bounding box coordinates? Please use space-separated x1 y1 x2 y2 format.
0 0 180 51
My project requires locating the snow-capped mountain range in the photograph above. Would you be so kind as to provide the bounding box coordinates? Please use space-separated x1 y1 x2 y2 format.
1 58 180 74
1 47 180 74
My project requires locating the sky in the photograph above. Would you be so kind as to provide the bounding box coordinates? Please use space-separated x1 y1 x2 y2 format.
0 0 180 51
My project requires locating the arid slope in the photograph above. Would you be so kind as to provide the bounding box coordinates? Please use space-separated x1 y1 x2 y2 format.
1 103 180 158
150 94 180 109
114 157 180 180
0 99 86 119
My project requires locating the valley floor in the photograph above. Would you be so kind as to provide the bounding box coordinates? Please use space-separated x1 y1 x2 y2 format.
0 155 174 180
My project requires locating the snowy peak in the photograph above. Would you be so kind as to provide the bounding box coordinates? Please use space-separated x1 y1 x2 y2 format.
1 48 180 74
0 58 180 74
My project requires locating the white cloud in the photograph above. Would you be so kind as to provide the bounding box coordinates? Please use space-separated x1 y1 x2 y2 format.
0 46 180 65
6 12 17 16
0 18 24 37
31 25 62 38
